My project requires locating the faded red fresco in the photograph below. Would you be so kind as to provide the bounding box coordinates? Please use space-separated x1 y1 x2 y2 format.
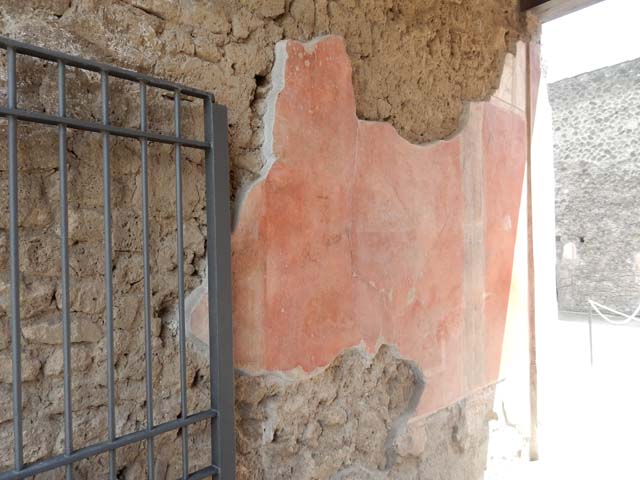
192 36 529 417
483 103 527 385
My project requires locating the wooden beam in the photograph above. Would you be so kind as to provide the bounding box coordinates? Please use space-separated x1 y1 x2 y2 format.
525 41 539 464
521 0 605 22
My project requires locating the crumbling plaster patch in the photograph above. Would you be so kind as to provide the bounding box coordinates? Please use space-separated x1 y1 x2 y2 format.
235 352 501 480
233 37 288 228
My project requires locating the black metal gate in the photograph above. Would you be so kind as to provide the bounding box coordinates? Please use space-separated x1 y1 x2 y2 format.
0 36 235 479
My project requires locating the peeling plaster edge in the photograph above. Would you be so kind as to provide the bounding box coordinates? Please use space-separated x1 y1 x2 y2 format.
352 102 471 153
406 380 504 426
231 39 288 231
235 342 425 390
259 40 288 187
230 34 521 231
232 335 397 379
232 35 340 231
384 349 426 469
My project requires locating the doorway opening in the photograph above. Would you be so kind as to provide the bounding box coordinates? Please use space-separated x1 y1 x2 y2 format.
527 0 640 478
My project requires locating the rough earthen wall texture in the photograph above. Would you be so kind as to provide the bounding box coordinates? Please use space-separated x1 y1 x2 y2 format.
550 57 640 313
236 346 424 479
0 0 526 478
236 349 501 480
0 0 521 203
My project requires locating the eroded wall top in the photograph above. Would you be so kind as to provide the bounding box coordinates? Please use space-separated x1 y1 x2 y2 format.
0 0 523 198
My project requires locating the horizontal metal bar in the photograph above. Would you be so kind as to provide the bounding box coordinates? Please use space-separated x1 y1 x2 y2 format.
0 107 209 149
186 466 219 480
0 36 213 100
0 410 218 480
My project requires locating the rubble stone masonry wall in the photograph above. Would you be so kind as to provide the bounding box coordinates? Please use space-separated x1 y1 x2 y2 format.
0 1 531 478
550 57 640 313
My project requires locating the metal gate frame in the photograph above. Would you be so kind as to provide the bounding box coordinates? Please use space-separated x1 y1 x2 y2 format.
0 36 235 480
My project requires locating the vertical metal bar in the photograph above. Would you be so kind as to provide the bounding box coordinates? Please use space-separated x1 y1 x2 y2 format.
57 60 73 480
588 307 594 366
204 97 236 479
7 45 24 473
139 81 155 480
101 71 117 480
174 91 189 479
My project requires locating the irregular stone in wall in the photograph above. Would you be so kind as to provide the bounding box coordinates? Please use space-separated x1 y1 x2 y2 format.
43 345 93 376
389 383 498 480
235 345 424 479
0 0 523 199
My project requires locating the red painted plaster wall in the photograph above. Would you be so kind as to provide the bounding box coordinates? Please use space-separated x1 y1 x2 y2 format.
191 36 532 418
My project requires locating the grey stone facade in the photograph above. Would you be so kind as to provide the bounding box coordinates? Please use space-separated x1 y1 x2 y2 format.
550 57 640 313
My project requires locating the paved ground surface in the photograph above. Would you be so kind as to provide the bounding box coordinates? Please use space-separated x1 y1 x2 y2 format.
487 310 640 479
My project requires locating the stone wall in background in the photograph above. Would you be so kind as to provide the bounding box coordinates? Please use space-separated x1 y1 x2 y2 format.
550 57 640 313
